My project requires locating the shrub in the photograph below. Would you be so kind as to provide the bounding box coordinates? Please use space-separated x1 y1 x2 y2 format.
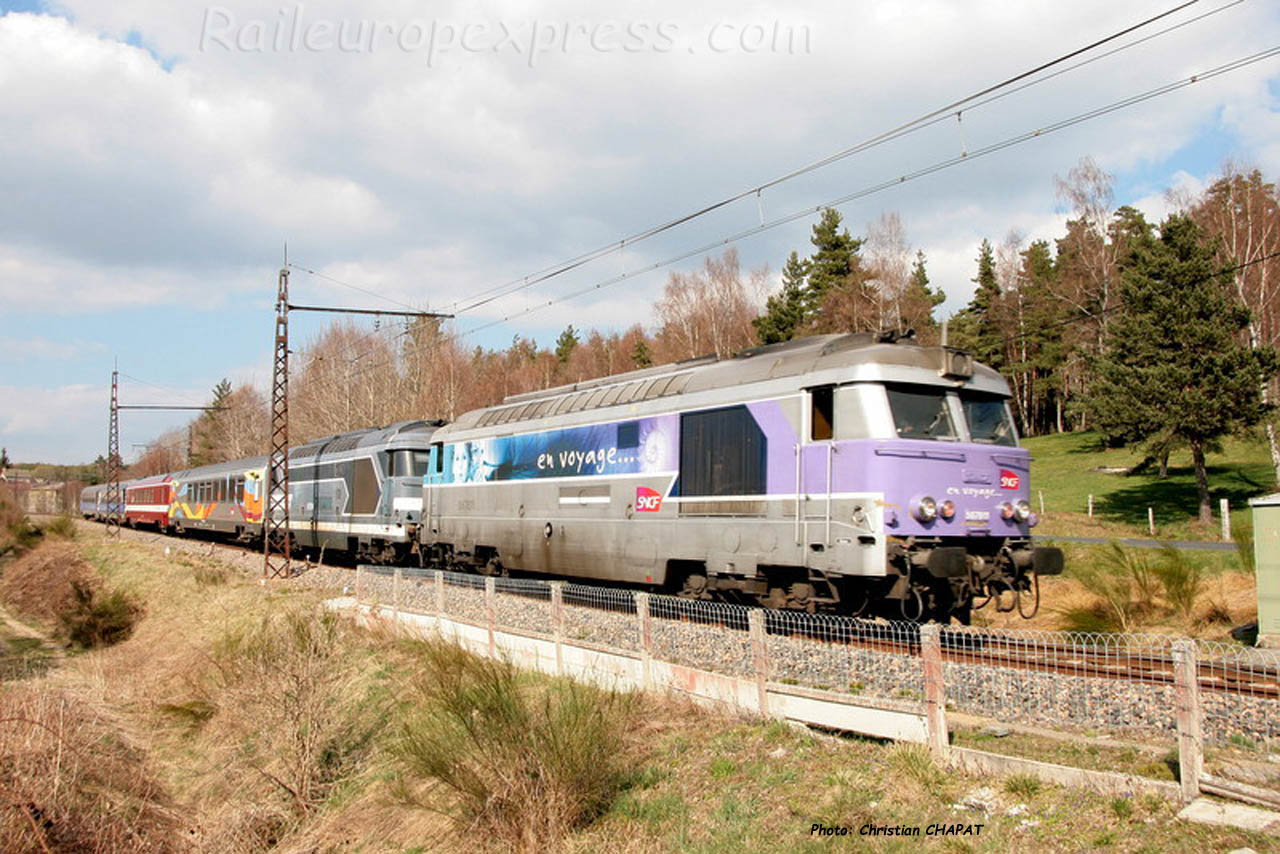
38 514 77 540
394 638 636 852
59 580 143 649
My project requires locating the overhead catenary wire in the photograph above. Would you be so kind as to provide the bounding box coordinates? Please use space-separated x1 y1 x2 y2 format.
457 44 1280 338
445 0 1211 317
283 38 1280 401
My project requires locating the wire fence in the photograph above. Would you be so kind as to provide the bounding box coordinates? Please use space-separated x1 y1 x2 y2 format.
352 566 1280 760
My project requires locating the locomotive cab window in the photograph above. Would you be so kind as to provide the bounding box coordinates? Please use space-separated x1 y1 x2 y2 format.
810 386 834 441
886 385 958 441
961 391 1018 446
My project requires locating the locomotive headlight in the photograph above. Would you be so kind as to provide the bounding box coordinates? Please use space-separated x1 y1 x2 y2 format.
913 496 938 522
1013 500 1032 523
999 501 1015 521
939 500 956 520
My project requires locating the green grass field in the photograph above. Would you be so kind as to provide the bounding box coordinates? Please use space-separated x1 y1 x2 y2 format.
1024 429 1276 543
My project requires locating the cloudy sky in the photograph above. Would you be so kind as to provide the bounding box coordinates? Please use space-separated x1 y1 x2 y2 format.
2 0 1278 465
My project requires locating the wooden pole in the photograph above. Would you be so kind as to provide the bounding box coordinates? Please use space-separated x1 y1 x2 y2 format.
1172 639 1203 801
920 624 948 757
1148 507 1156 536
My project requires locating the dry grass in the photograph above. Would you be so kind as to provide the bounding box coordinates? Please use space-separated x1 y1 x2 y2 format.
0 682 187 853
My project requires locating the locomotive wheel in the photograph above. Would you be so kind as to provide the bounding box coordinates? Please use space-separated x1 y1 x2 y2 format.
479 557 506 577
678 572 710 600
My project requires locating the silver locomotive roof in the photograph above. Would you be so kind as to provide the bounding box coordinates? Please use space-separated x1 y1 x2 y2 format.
446 332 1008 434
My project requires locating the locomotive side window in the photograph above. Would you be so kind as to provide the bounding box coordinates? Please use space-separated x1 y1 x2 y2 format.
679 405 766 497
961 392 1018 446
886 385 958 440
810 386 834 441
432 442 444 475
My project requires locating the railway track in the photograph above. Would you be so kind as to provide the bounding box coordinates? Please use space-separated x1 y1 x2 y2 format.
93 520 1280 700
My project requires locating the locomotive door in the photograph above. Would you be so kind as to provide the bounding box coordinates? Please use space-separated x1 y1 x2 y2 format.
799 386 836 549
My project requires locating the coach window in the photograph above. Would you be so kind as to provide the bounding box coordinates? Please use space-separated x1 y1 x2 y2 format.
432 442 444 475
810 386 834 441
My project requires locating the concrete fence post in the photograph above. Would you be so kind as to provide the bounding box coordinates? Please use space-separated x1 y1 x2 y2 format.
1148 507 1156 536
1038 490 1045 515
354 564 363 606
749 609 769 717
1088 494 1094 517
485 576 496 658
393 567 402 621
1220 498 1231 542
920 624 949 757
1172 639 1204 801
635 593 652 691
434 569 444 615
550 582 565 675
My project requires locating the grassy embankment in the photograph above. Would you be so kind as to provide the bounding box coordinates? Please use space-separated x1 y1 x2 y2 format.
0 517 1275 852
979 431 1273 635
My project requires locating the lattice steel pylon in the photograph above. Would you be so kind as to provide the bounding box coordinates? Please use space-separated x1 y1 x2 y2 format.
264 266 292 577
105 367 121 538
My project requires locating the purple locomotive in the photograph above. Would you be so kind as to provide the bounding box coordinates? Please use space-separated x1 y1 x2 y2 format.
421 331 1062 623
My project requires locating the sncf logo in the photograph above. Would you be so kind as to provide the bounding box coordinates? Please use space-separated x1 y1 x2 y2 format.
636 486 663 512
999 469 1020 490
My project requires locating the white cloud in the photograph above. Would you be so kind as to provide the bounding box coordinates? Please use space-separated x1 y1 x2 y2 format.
1 0 1278 459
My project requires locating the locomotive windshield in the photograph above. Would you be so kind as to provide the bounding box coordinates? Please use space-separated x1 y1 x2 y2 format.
961 392 1017 446
392 450 431 477
886 386 958 440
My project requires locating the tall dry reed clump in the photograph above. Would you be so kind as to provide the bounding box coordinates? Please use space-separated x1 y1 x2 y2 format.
393 638 637 853
1062 543 1205 633
0 684 186 852
182 608 393 851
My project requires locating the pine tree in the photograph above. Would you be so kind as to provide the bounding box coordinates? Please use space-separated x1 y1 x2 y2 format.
805 208 864 315
899 250 945 335
1083 214 1279 522
948 240 1005 368
631 337 653 368
190 379 232 466
753 251 809 344
554 325 579 364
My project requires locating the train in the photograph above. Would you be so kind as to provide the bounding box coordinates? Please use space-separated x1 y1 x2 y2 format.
82 331 1062 623
81 420 442 565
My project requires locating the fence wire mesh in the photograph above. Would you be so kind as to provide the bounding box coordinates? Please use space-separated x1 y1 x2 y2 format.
355 567 1278 752
766 613 924 702
648 595 755 676
562 584 640 651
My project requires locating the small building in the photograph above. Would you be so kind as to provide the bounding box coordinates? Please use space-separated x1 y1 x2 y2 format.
1248 493 1280 648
